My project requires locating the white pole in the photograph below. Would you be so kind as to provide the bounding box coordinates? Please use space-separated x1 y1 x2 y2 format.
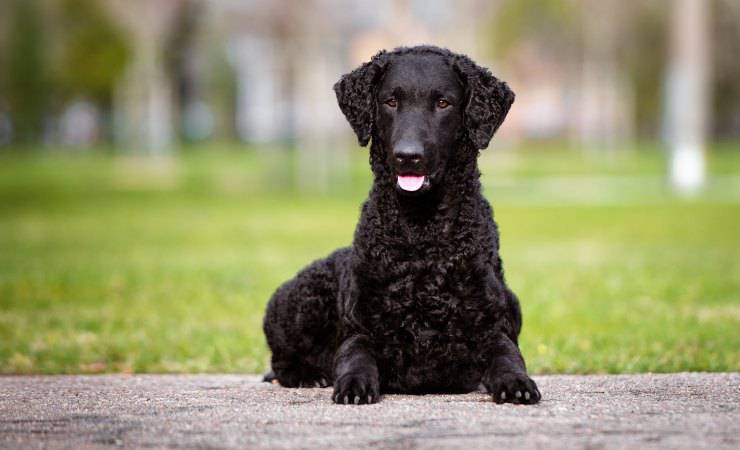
667 0 710 194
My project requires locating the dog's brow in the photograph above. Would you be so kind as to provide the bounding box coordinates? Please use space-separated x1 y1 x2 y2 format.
430 88 455 100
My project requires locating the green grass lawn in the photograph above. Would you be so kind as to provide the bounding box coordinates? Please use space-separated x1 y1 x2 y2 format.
1 144 739 374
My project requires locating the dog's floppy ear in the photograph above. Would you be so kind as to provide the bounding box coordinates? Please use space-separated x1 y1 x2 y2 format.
454 56 515 150
333 51 388 147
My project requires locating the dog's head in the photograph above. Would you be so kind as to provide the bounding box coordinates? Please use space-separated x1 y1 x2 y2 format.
334 46 514 195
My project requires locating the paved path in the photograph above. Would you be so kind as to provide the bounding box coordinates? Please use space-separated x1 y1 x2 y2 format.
1 373 737 449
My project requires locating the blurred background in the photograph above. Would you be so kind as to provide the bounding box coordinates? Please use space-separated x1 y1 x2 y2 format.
0 0 738 375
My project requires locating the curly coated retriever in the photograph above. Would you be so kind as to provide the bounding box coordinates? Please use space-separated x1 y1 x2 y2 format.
263 45 540 405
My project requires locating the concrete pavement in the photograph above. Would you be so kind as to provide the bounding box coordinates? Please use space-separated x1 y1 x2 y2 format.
1 373 738 449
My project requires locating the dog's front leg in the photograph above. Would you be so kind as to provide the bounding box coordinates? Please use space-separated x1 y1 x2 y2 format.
482 332 541 404
332 334 380 404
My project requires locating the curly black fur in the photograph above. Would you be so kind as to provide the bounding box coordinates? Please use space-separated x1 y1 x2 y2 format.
263 45 540 405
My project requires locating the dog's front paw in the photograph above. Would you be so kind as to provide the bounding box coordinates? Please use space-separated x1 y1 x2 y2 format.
332 371 380 405
484 371 541 405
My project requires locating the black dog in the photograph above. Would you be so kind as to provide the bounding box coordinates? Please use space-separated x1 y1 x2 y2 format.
263 45 540 405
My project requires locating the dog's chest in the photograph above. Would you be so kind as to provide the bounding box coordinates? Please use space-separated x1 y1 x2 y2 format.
358 254 498 351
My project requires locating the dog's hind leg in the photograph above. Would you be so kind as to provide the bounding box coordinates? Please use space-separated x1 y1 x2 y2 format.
262 251 345 388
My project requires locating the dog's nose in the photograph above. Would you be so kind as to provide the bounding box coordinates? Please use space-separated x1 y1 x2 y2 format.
393 142 424 167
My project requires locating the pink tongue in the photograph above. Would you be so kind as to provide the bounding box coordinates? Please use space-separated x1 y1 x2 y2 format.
397 175 425 192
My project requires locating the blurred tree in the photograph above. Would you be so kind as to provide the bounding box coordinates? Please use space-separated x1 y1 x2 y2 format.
623 2 668 139
6 0 50 145
207 42 239 142
489 0 579 60
577 0 634 149
489 0 636 149
54 0 131 113
0 1 8 96
487 0 719 147
105 0 179 153
164 0 203 143
712 0 740 139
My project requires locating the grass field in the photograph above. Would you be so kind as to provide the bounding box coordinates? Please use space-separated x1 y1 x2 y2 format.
1 144 739 374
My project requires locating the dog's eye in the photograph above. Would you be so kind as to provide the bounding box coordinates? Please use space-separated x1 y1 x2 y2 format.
436 99 450 109
385 97 398 108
